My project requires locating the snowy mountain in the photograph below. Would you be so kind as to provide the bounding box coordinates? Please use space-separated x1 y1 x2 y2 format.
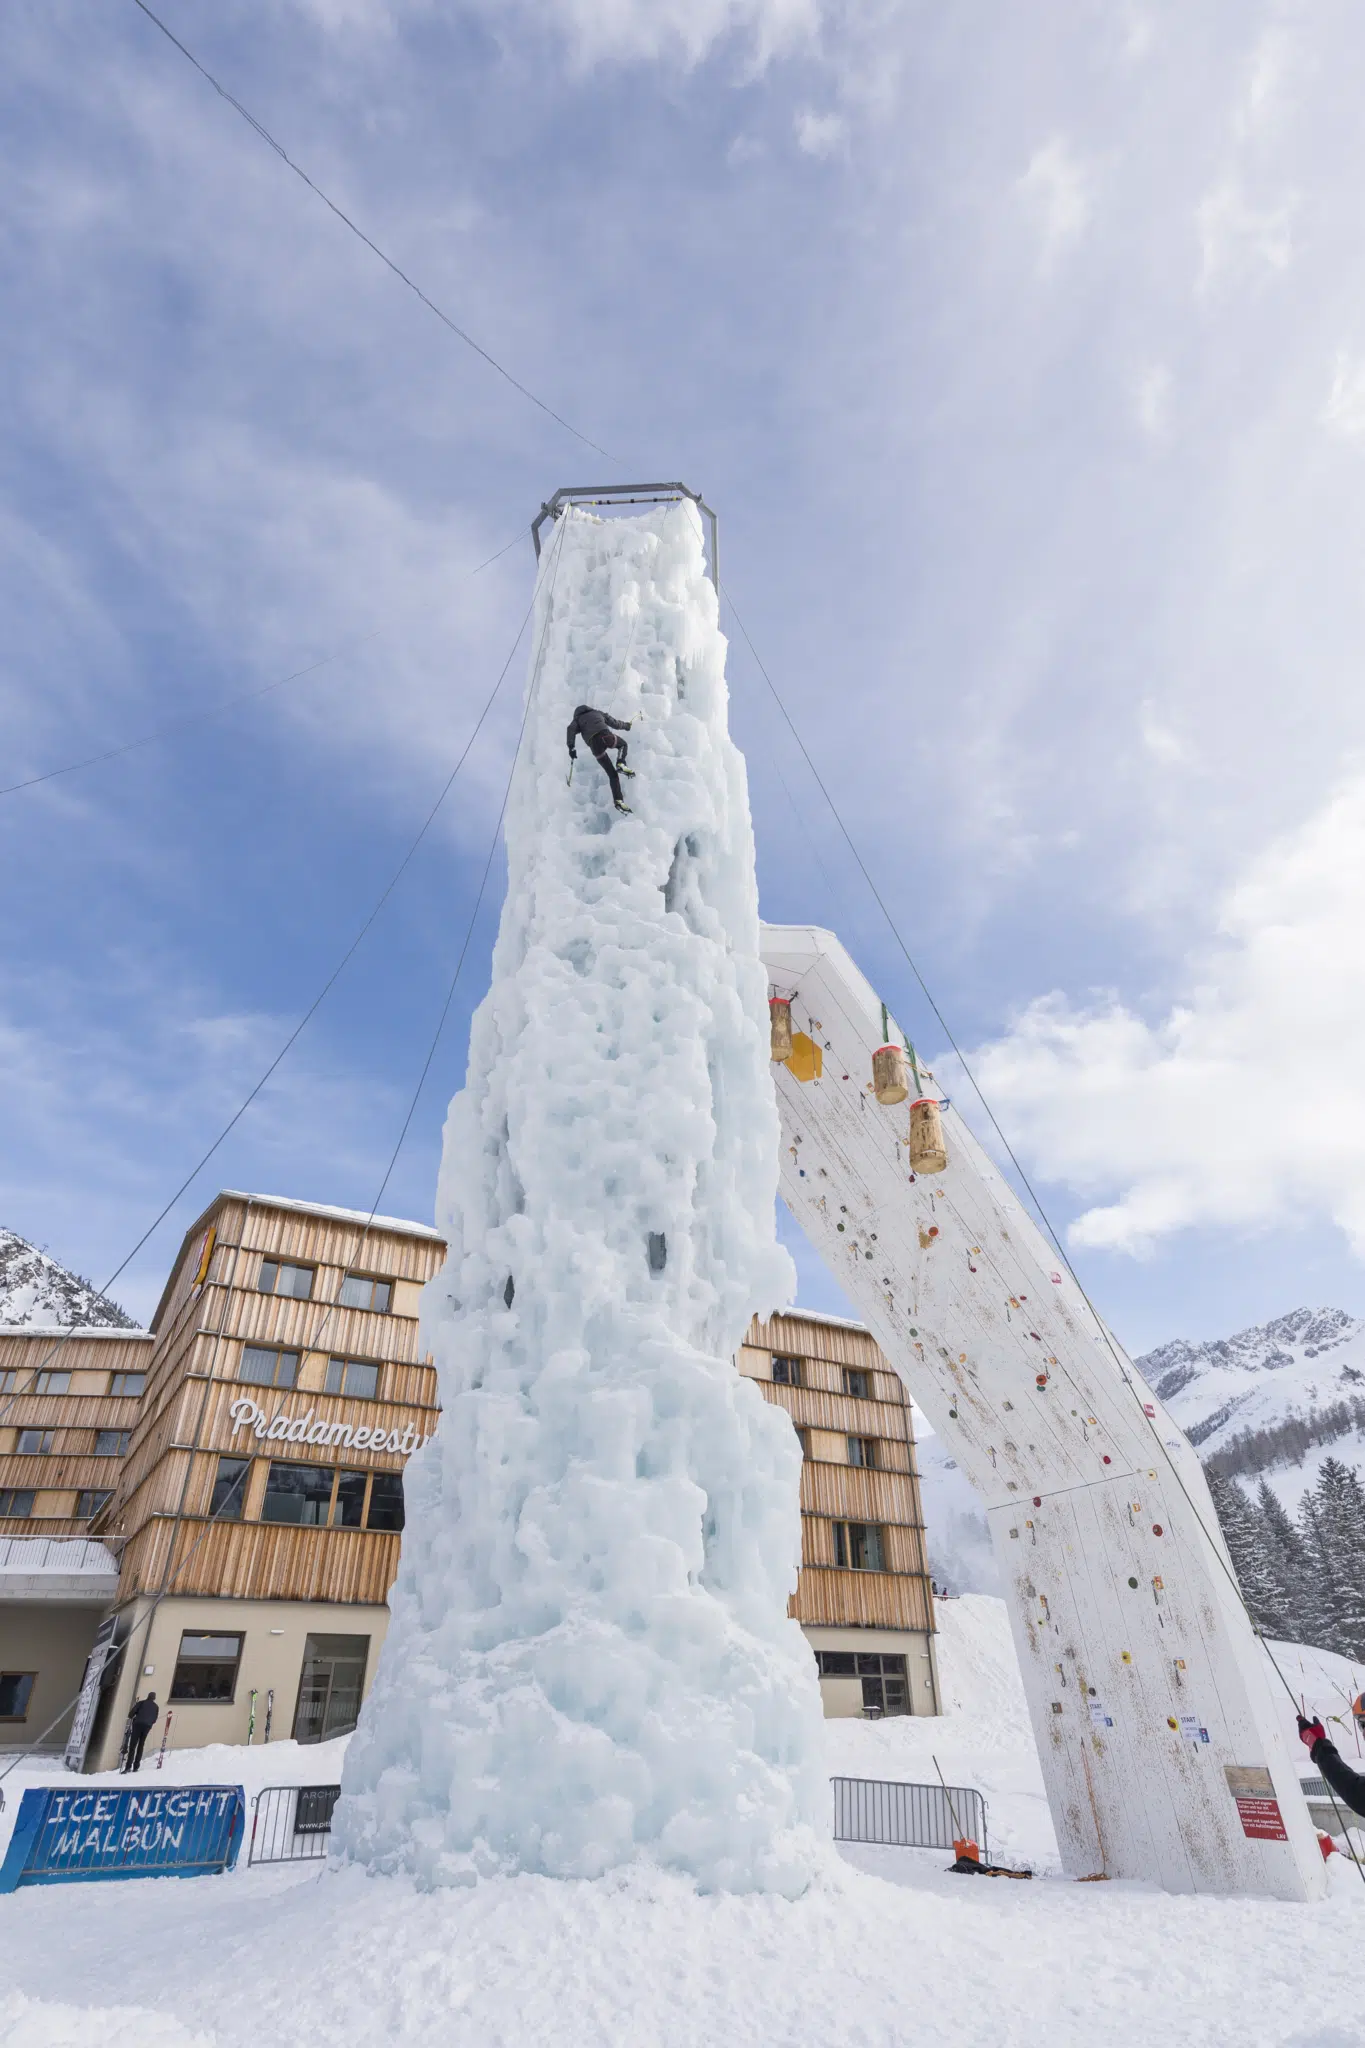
0 1227 136 1329
1136 1307 1365 1517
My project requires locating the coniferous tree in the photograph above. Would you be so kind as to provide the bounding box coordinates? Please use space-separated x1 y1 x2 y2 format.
1309 1459 1365 1660
1255 1479 1312 1642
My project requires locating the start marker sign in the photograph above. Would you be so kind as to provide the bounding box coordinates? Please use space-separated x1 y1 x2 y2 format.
0 1783 244 1891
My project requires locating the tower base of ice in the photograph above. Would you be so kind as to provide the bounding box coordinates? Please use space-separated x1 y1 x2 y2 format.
334 498 828 1894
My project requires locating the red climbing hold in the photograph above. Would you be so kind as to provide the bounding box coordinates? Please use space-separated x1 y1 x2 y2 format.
1102 1455 1112 1465
1152 1523 1163 1536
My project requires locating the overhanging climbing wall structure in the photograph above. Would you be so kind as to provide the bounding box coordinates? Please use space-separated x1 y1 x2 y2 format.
761 922 1325 1901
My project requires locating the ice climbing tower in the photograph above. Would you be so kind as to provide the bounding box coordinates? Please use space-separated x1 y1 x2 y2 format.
762 922 1326 1901
334 491 827 1893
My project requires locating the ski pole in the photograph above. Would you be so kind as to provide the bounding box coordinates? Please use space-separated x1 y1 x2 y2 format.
156 1710 173 1770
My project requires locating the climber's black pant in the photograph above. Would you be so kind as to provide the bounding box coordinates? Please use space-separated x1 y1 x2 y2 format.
589 732 626 804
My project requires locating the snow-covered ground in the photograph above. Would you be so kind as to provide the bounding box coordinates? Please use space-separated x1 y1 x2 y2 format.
3 1597 1363 2048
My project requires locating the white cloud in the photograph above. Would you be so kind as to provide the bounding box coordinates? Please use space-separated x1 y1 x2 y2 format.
794 107 846 157
1138 700 1188 764
1322 353 1365 441
1017 137 1091 272
1133 363 1172 440
485 0 822 69
967 775 1365 1258
1196 178 1294 291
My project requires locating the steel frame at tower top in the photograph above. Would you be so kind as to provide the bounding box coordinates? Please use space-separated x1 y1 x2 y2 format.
532 483 718 590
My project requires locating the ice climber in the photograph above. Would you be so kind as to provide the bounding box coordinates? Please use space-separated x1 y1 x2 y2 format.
567 704 633 812
1299 1713 1365 1820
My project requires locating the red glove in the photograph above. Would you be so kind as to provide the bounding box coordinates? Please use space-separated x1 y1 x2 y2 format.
1298 1714 1327 1749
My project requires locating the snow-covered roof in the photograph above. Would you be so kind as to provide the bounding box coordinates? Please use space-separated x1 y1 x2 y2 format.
0 1536 121 1602
759 1306 870 1336
0 1324 152 1341
219 1192 446 1242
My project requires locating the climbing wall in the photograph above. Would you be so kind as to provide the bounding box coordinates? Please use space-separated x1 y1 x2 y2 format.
761 922 1325 1900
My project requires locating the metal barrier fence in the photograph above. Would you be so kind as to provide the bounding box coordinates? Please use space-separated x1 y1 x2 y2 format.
832 1776 988 1857
248 1784 342 1866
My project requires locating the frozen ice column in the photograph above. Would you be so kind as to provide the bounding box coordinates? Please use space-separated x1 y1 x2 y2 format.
334 498 828 1894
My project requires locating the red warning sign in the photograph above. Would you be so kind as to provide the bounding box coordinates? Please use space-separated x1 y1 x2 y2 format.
1224 1766 1289 1841
1233 1797 1288 1841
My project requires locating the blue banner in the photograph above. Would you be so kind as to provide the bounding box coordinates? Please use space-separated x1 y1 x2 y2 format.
0 1783 244 1891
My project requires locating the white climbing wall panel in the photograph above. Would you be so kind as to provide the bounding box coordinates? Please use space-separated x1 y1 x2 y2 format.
761 923 1325 1901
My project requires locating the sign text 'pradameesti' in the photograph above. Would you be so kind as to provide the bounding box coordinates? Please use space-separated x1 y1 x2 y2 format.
229 1396 432 1458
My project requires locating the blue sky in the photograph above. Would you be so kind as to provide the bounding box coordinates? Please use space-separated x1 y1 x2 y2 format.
6 0 1365 1348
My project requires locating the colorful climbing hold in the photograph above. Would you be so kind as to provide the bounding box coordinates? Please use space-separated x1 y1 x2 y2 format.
1152 1523 1163 1536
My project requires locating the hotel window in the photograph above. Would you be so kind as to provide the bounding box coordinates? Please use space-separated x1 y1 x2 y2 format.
75 1489 113 1520
293 1634 369 1745
338 1274 393 1314
261 1462 334 1526
94 1430 130 1457
258 1259 315 1300
847 1436 878 1469
16 1430 54 1456
240 1346 299 1390
0 1490 36 1517
794 1424 811 1458
772 1355 802 1387
367 1471 405 1532
110 1372 145 1397
210 1456 251 1520
0 1371 16 1394
170 1631 243 1704
814 1650 908 1716
842 1367 870 1400
324 1357 380 1399
0 1673 37 1721
832 1520 885 1571
332 1469 368 1528
34 1371 70 1394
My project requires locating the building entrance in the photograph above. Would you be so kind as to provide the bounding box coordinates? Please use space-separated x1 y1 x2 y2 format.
292 1633 370 1743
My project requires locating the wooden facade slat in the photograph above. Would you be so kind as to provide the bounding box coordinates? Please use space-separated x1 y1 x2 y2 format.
789 1567 933 1631
755 1382 914 1445
0 1332 152 1373
799 1461 925 1524
119 1514 402 1605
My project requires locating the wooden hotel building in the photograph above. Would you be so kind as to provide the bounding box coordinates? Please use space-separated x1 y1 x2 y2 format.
1 1192 936 1765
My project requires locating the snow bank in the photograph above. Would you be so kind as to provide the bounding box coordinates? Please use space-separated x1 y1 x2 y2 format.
334 501 827 1894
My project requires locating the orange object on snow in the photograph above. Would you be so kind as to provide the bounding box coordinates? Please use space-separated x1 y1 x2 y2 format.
953 1837 980 1864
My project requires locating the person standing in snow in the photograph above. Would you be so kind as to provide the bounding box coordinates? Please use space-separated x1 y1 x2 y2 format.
567 704 633 813
122 1690 160 1773
1299 1713 1365 1819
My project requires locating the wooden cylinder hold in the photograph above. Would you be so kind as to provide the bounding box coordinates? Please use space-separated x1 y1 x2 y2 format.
769 997 794 1062
908 1095 948 1174
871 1042 909 1105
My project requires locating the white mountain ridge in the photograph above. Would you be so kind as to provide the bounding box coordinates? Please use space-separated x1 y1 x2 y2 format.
0 1226 137 1329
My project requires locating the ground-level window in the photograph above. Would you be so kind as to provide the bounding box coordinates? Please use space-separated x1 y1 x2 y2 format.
324 1357 380 1399
0 1489 36 1517
94 1430 130 1457
367 1471 404 1532
258 1258 315 1300
210 1456 251 1519
0 1672 36 1720
813 1650 909 1716
772 1355 802 1386
239 1346 299 1390
832 1520 885 1571
170 1632 244 1703
292 1633 370 1744
75 1489 113 1520
261 1462 333 1525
